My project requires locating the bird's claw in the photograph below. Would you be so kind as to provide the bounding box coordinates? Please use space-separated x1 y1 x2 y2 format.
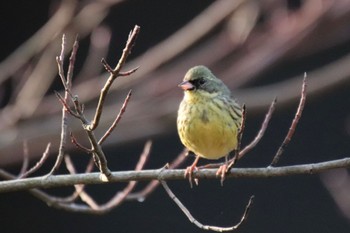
185 165 199 188
216 164 229 186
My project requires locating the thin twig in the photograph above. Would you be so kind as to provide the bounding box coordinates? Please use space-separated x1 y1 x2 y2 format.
54 91 79 118
88 25 140 131
74 140 152 213
83 140 152 213
270 74 307 166
160 180 254 232
126 148 187 201
49 36 80 175
67 35 79 87
99 89 132 145
51 155 97 204
56 34 67 86
118 66 140 76
70 132 92 153
101 58 114 73
18 141 29 178
86 131 111 180
62 155 88 203
18 143 51 179
238 97 277 160
64 155 99 209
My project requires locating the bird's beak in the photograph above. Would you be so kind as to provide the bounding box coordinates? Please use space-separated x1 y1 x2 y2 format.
178 81 194 90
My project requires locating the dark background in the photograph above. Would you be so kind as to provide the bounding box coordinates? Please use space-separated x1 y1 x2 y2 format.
1 0 350 233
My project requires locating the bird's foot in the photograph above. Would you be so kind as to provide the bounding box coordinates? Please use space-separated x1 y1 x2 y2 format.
184 164 199 188
216 157 237 186
216 164 228 186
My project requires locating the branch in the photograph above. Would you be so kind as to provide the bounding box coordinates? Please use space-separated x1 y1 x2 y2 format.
126 148 187 202
88 25 140 131
18 141 29 177
1 157 350 193
161 180 254 232
18 143 51 179
49 35 79 175
98 89 132 145
53 26 141 180
270 74 307 166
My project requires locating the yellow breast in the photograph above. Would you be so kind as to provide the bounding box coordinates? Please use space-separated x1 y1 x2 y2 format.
177 91 240 160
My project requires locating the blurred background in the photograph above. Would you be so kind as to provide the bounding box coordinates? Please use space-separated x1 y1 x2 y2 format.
1 0 350 232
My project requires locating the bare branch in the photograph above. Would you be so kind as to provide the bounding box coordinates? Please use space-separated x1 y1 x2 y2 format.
49 35 80 176
270 74 307 166
160 179 254 232
56 34 68 90
238 97 277 160
99 89 132 145
88 25 140 131
69 140 152 213
51 26 141 180
1 157 350 193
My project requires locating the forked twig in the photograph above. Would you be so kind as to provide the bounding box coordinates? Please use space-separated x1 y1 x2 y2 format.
64 155 99 209
50 155 96 204
52 26 141 180
160 179 254 232
48 35 79 175
63 155 89 202
55 25 140 181
54 91 79 118
101 58 114 73
65 140 152 213
270 74 307 166
88 25 140 131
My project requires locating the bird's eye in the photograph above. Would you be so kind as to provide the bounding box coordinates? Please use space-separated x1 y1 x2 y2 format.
198 78 206 85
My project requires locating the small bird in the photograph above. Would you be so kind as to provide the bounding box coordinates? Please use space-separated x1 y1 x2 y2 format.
177 65 242 184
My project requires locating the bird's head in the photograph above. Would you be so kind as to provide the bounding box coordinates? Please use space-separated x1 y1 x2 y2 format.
178 66 230 96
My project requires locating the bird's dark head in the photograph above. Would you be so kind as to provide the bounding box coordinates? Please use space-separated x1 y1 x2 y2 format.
178 66 230 96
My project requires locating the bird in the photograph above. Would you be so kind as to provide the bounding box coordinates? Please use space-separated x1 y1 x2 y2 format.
177 65 243 185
